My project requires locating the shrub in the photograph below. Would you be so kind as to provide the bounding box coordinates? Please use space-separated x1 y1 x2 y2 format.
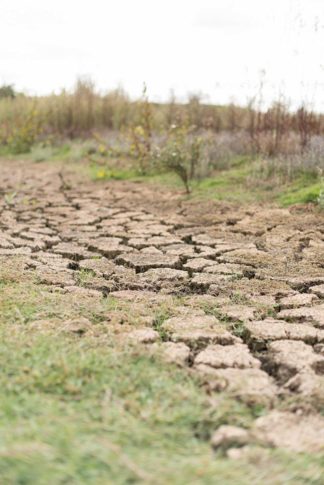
153 125 207 193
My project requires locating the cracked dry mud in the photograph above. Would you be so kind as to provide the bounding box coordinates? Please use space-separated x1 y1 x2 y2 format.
1 160 324 456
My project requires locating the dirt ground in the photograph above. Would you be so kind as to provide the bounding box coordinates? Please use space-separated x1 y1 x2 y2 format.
1 159 324 458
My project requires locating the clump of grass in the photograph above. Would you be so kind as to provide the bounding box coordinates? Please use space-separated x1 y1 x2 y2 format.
74 268 97 287
230 321 247 338
278 179 322 206
152 307 172 341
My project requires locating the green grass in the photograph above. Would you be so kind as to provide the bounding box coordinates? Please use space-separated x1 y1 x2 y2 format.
0 278 112 326
100 152 320 206
194 167 258 203
90 164 138 182
0 146 324 481
0 258 323 483
89 156 261 203
0 141 96 163
89 159 324 208
1 327 322 485
192 159 323 207
152 307 174 341
88 154 261 202
278 179 322 206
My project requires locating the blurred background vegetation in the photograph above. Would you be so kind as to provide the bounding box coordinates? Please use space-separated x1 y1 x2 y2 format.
0 77 323 206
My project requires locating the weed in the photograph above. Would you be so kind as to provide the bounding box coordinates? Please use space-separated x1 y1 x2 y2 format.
152 307 172 341
4 191 17 206
75 268 97 287
231 321 246 338
230 292 251 305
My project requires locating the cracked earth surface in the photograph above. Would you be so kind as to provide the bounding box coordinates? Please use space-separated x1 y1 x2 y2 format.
1 160 324 455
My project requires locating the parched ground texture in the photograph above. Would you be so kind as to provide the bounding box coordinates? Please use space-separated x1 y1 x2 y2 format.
1 159 324 484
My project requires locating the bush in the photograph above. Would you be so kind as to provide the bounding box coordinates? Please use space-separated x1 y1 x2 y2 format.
153 125 206 193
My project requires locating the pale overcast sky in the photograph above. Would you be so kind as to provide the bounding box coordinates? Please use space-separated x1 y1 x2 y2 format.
1 0 324 108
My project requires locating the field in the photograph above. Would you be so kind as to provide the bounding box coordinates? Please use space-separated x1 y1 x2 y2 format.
0 84 324 483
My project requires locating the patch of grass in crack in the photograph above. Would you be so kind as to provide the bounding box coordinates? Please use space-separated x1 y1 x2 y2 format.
198 303 247 338
230 292 251 305
275 393 324 415
230 292 277 320
230 321 247 339
152 308 172 341
201 304 232 326
192 394 261 441
266 307 278 318
197 301 221 319
75 268 97 287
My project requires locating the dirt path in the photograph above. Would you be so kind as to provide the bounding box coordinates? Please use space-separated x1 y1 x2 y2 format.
1 159 324 455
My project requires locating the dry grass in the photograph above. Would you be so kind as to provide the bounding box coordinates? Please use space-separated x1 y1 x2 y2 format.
1 78 324 149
